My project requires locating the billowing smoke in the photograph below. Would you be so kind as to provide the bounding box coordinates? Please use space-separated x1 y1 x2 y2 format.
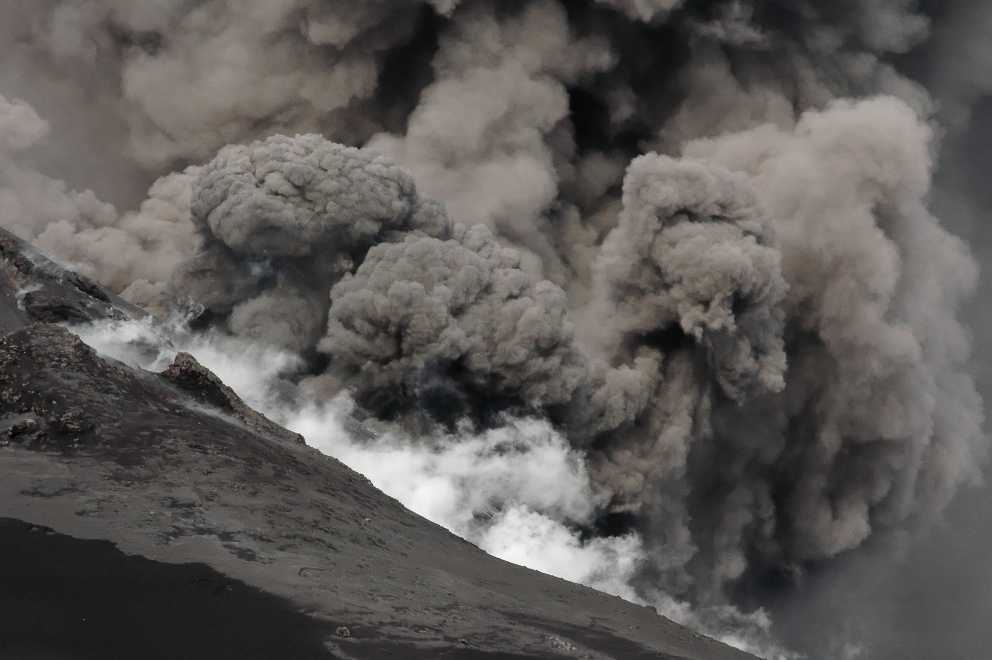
3 2 991 658
323 222 586 420
170 133 449 351
591 152 787 400
367 0 616 282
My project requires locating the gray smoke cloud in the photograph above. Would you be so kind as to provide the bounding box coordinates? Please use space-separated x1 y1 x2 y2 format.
311 96 981 618
367 0 617 284
190 134 449 257
323 223 586 416
0 94 199 303
592 152 787 401
18 0 423 168
2 2 991 657
0 94 49 152
676 95 983 588
596 0 683 22
171 133 450 354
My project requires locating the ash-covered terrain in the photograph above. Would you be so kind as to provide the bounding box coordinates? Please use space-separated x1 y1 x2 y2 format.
0 227 755 659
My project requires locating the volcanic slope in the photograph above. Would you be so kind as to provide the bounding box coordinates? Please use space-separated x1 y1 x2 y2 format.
0 226 755 660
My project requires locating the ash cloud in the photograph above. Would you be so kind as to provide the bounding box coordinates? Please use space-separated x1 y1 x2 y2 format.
3 1 991 658
591 152 787 401
678 96 983 583
322 223 586 419
190 134 449 259
171 133 450 353
0 94 198 301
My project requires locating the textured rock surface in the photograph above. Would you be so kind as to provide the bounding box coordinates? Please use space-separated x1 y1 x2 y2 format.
161 351 307 446
0 226 755 660
0 228 145 333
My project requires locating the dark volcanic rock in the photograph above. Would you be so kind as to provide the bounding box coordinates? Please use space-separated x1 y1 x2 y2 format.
0 323 306 460
0 326 103 451
0 227 144 333
0 229 756 660
162 351 306 445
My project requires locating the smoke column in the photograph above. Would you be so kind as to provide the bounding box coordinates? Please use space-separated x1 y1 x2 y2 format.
3 2 992 657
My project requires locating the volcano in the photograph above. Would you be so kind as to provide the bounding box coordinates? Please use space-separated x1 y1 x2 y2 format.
0 227 754 659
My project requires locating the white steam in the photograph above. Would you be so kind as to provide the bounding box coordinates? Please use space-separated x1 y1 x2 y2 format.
69 317 639 587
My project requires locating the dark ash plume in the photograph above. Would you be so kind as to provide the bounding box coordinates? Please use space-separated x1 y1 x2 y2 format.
2 1 990 657
323 223 586 420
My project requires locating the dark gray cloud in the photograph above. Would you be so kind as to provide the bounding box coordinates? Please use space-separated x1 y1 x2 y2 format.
323 223 587 414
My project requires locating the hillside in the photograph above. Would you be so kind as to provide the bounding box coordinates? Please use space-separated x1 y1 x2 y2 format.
0 227 756 660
